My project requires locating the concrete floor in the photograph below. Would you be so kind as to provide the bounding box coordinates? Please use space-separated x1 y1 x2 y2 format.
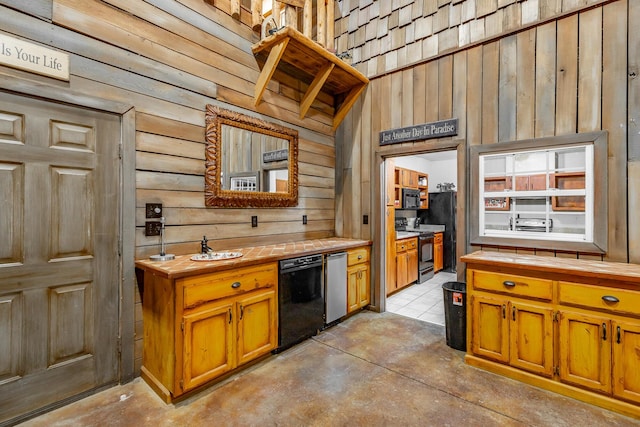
20 311 639 427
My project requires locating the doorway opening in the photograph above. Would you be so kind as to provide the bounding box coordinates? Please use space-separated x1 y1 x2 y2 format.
383 149 458 326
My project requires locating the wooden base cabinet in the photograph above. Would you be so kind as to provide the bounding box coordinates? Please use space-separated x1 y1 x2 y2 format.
470 278 554 377
391 237 417 295
347 247 370 313
558 280 640 403
463 251 640 419
140 262 278 402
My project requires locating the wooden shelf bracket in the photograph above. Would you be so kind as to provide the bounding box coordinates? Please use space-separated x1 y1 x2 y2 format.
252 26 369 130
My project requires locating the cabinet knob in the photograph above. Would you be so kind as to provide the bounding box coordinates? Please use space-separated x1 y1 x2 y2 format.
231 282 241 289
358 255 363 260
601 295 619 303
503 281 516 287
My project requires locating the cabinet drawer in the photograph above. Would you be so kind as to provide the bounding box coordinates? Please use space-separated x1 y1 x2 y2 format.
395 238 416 253
348 247 370 266
471 270 553 301
181 263 277 309
558 281 640 316
434 233 443 243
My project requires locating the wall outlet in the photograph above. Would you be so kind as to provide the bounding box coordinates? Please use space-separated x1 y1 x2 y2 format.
145 221 161 236
145 203 162 218
302 215 307 225
251 216 258 227
363 215 369 225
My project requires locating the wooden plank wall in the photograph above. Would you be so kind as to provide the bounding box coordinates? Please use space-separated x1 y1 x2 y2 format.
338 0 634 264
1 0 339 372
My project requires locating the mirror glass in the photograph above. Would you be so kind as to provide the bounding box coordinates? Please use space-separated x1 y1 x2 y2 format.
205 105 298 207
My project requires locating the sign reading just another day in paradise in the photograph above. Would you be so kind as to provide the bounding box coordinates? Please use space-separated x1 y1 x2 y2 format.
379 118 458 145
0 33 69 81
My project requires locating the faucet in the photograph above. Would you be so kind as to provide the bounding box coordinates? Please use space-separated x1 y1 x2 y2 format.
200 236 212 254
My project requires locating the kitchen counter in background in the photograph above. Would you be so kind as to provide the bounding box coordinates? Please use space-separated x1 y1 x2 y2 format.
396 231 420 239
408 224 445 233
396 225 445 240
135 237 371 279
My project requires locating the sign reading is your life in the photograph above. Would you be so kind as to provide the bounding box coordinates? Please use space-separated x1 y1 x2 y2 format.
0 33 69 81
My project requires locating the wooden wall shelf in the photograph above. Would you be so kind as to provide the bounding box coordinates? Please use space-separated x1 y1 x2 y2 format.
251 26 369 130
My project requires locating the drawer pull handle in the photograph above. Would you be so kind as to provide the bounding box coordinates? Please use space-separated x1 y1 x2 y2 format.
602 323 607 341
503 281 516 287
231 282 241 289
617 326 621 344
601 295 619 303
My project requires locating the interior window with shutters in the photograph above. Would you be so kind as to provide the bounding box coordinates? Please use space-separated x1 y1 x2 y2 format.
479 145 592 242
469 132 607 253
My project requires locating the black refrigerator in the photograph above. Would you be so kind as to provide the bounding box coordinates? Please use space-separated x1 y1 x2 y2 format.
419 191 457 272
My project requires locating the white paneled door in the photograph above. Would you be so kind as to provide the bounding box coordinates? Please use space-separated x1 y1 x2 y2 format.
0 92 120 424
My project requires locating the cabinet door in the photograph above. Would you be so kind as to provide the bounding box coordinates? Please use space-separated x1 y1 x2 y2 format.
509 302 554 377
612 320 640 404
348 264 360 312
357 264 370 308
407 248 418 284
182 301 235 392
558 311 611 393
395 251 408 290
402 169 418 188
471 295 509 363
434 242 443 273
237 290 277 366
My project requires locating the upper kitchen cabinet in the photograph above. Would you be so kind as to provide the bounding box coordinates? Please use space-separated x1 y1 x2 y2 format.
251 1 368 130
470 132 608 253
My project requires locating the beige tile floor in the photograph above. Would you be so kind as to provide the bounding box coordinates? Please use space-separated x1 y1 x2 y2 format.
386 271 457 325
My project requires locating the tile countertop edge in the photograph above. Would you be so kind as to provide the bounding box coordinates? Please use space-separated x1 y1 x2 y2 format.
135 238 372 280
461 250 640 284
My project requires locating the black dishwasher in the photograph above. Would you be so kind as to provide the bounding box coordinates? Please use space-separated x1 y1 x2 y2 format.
277 254 324 352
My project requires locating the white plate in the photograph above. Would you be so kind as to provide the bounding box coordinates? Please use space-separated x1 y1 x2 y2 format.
190 252 243 261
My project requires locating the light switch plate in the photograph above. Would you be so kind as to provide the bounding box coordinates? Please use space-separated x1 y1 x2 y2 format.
145 203 162 218
145 221 161 236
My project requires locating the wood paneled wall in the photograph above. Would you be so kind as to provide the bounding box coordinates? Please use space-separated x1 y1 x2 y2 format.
338 0 636 267
335 0 612 79
1 0 339 373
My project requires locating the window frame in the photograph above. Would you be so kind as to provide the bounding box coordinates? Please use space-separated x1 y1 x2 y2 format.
469 132 608 254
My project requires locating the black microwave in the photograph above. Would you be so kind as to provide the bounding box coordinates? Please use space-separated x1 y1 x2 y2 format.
402 188 421 209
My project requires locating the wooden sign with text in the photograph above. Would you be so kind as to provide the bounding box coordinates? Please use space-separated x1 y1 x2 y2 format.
380 119 458 145
0 33 70 81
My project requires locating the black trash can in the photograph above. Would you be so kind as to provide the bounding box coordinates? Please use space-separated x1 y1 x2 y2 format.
442 281 466 351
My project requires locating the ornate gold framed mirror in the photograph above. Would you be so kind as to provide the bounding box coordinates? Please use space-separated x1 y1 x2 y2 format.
204 105 299 207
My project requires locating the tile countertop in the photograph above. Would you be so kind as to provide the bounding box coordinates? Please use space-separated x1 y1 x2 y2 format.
461 251 640 284
135 237 371 279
